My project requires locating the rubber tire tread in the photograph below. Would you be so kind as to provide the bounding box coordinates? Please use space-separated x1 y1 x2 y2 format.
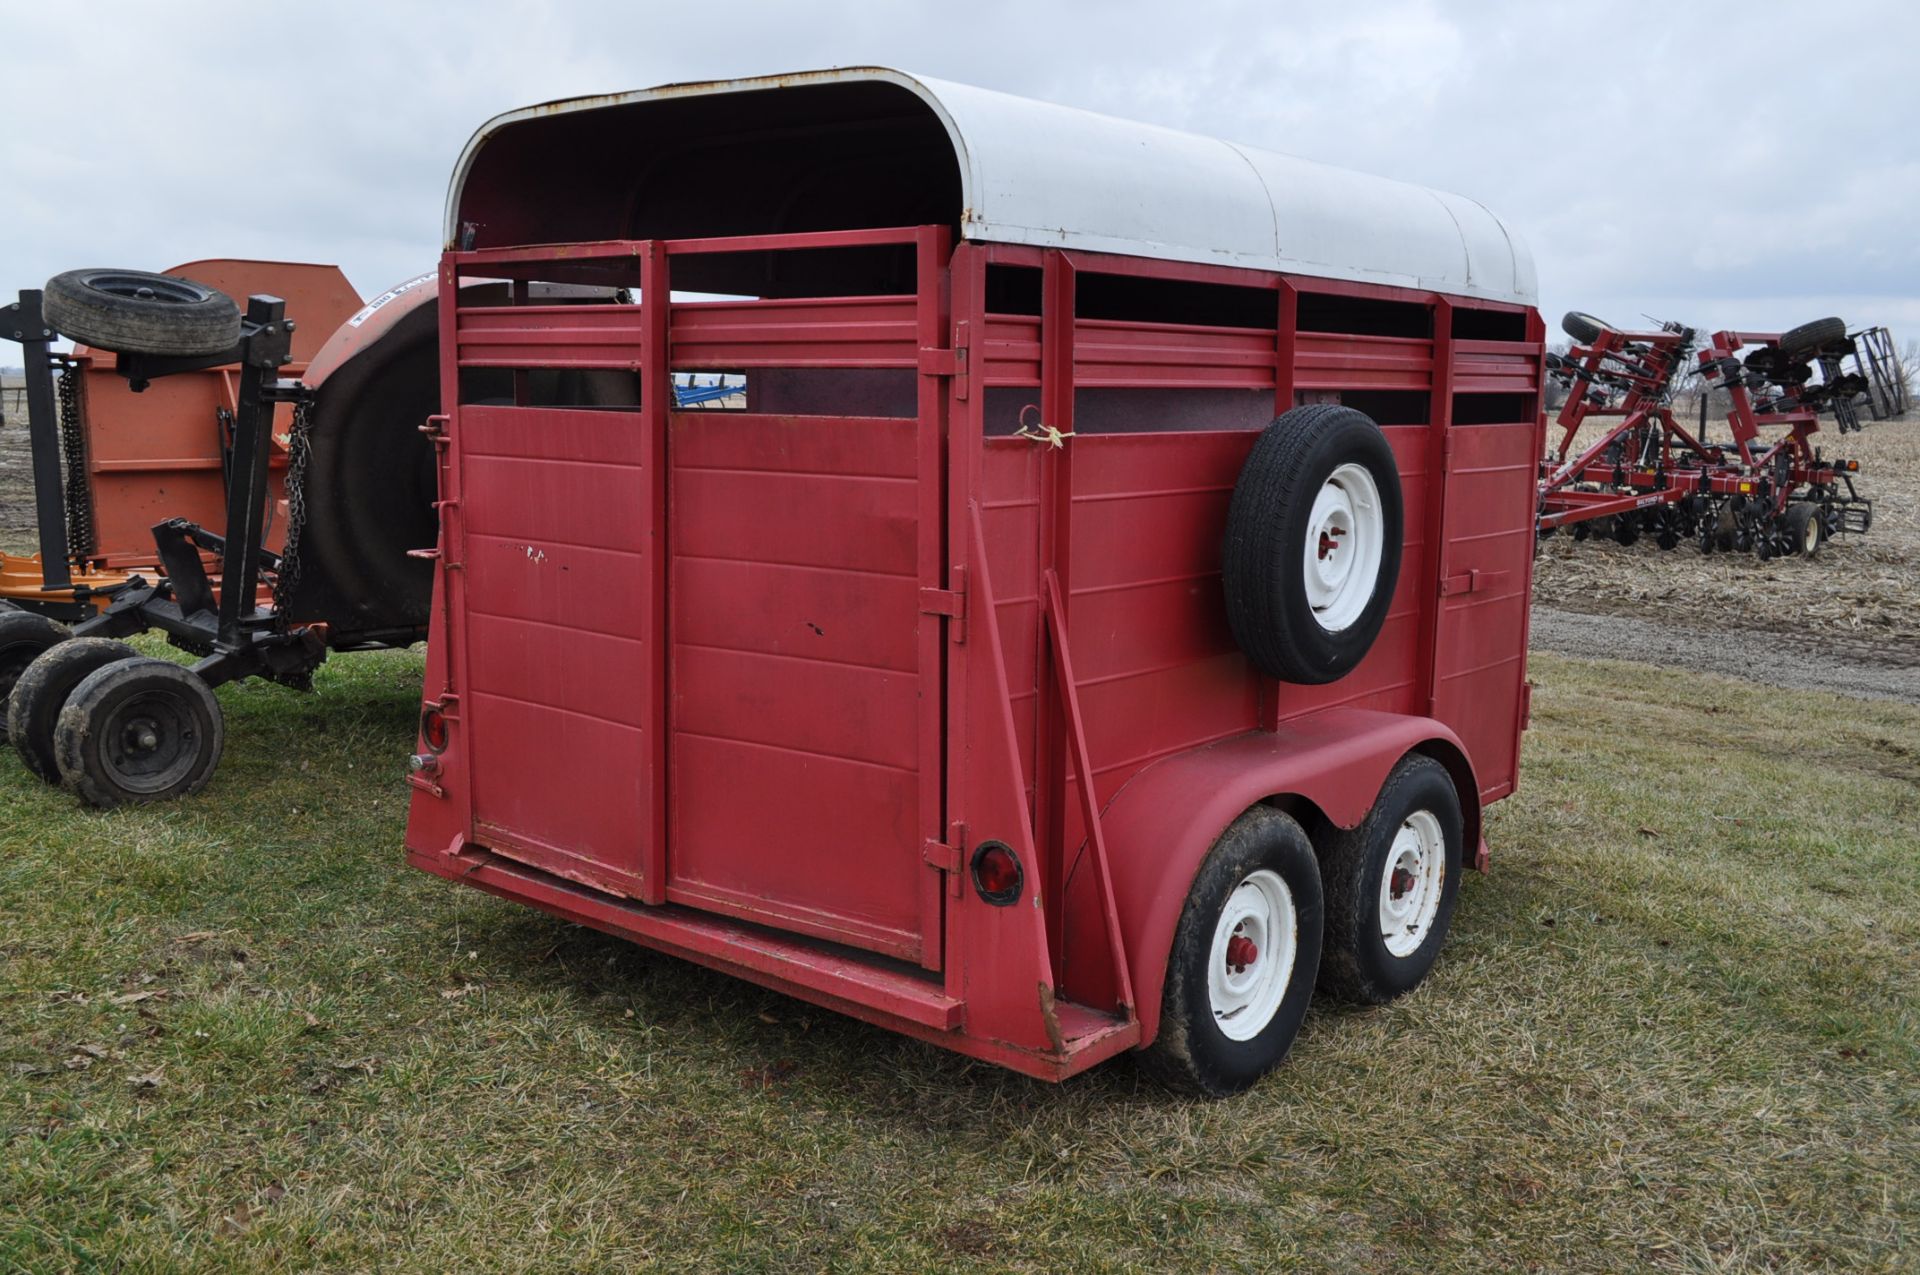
1562 311 1612 344
1318 754 1464 1004
1223 404 1403 685
1140 806 1324 1098
1777 317 1846 360
6 638 139 782
43 269 241 357
54 656 224 807
0 611 72 743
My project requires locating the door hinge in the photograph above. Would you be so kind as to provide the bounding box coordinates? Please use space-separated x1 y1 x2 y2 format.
1440 567 1509 597
920 567 968 641
924 822 967 897
920 321 971 399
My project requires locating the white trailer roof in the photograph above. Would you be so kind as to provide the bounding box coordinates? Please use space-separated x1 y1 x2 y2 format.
447 67 1536 306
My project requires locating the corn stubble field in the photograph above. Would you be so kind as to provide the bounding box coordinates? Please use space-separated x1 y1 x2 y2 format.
0 397 1916 1270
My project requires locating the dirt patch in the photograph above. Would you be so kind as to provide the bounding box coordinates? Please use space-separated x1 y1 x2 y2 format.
1533 415 1920 670
1529 605 1920 706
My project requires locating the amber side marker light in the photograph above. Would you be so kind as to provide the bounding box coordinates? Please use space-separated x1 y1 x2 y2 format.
971 840 1024 906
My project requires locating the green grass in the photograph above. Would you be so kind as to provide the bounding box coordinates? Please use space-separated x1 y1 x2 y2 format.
2 646 1916 1272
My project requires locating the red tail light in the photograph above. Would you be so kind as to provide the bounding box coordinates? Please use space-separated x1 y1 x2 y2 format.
970 840 1023 906
420 707 450 753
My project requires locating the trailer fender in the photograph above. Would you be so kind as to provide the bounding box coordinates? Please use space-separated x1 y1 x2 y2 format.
1085 709 1480 1045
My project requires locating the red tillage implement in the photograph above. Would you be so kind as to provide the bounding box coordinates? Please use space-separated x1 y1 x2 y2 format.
403 69 1545 1094
1539 311 1871 558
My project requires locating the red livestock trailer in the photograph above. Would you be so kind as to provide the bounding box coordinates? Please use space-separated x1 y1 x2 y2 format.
404 69 1544 1094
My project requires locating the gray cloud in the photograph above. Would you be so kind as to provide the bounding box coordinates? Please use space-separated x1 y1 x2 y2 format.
3 0 1914 338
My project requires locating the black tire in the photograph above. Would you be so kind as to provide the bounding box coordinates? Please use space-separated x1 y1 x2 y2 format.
1223 405 1403 685
1318 755 1464 1004
1562 311 1612 344
0 611 72 744
1141 806 1323 1097
43 269 241 358
1612 516 1642 548
54 657 223 807
1784 503 1821 559
1776 317 1846 361
6 638 139 782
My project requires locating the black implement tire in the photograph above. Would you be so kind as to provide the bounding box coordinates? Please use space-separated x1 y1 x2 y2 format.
0 611 71 744
1562 311 1612 344
1784 503 1821 559
6 638 139 782
55 657 223 807
43 269 241 357
1223 405 1403 685
1777 317 1846 360
1141 807 1323 1097
1318 755 1464 1004
1612 516 1642 548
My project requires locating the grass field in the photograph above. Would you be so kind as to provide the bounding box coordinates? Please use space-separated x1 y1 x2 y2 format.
2 647 1916 1271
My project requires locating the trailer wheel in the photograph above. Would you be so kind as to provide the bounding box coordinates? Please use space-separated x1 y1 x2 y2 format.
1776 317 1846 361
1612 516 1641 548
0 611 73 744
1223 405 1402 685
43 269 242 358
54 657 223 807
6 638 140 782
1784 504 1821 558
1141 806 1323 1097
1561 311 1612 344
1318 754 1463 1004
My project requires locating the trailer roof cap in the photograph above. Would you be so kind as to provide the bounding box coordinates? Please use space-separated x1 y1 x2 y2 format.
448 67 1535 306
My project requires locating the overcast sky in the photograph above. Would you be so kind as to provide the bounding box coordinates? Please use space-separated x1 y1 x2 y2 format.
3 0 1915 342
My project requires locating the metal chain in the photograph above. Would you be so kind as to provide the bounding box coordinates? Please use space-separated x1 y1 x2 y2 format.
56 362 96 560
271 396 315 629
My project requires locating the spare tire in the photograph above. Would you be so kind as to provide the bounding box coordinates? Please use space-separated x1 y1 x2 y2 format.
1223 405 1404 684
1776 317 1846 360
1562 311 1612 345
44 269 241 357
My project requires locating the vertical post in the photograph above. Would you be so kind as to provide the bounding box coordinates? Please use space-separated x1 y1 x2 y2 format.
1420 297 1455 715
10 291 74 590
1261 280 1300 730
914 225 953 972
639 241 671 905
217 295 287 645
1032 251 1076 970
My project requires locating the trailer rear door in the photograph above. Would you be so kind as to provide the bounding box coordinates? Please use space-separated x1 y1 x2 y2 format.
663 410 944 967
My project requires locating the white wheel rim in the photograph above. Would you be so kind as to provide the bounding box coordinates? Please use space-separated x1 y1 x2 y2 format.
1206 869 1299 1041
1302 462 1385 633
1802 514 1820 555
1378 810 1446 959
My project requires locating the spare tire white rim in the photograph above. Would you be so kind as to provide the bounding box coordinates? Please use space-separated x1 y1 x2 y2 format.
1303 462 1385 633
1207 869 1298 1041
1379 810 1446 958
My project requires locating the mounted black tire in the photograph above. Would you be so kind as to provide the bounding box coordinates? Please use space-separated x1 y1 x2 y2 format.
1140 806 1324 1097
43 269 241 358
6 638 140 782
1317 755 1464 1004
1776 317 1846 360
1223 405 1403 685
1562 311 1612 344
1612 516 1642 548
0 611 72 744
1784 503 1821 559
54 657 224 807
